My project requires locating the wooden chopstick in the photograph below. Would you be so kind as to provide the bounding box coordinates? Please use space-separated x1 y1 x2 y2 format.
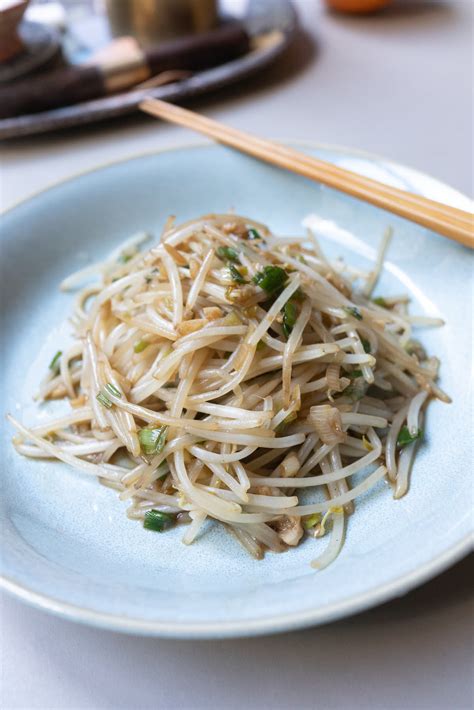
140 98 474 248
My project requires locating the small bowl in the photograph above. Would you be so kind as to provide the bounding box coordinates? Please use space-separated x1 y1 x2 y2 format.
0 0 30 62
105 0 218 46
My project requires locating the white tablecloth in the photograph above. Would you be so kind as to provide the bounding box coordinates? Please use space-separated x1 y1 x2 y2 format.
1 2 473 708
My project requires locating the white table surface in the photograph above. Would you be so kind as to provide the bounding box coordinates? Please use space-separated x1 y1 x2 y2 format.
1 1 473 708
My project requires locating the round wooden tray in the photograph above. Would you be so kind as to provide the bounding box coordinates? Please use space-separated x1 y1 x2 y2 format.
0 0 297 140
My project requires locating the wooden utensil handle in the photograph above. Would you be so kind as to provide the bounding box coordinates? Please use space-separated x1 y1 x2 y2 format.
0 66 104 118
146 23 250 74
0 22 250 119
139 98 474 248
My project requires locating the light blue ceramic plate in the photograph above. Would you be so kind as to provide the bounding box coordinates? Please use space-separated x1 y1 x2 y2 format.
1 143 472 638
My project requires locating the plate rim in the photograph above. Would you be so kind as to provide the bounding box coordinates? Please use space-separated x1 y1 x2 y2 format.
2 535 472 638
2 139 473 217
1 140 473 638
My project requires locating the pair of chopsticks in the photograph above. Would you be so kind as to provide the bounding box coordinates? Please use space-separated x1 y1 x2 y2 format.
140 98 473 248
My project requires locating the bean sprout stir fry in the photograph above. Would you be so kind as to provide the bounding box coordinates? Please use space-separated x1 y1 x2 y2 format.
9 214 449 569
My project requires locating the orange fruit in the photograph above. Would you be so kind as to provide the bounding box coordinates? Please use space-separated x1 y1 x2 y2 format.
325 0 391 13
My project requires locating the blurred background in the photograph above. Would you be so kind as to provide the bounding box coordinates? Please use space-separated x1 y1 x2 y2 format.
0 2 473 709
1 0 473 203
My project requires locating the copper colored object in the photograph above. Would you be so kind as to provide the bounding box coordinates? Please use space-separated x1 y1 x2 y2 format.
0 0 29 62
325 0 391 13
106 0 218 46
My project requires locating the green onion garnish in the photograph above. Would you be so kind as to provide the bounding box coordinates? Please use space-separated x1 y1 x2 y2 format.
96 391 112 409
344 385 366 402
342 373 367 402
229 263 247 284
96 383 121 408
361 339 371 353
49 350 62 373
303 513 321 530
282 301 297 338
143 509 175 532
397 426 423 448
138 426 168 456
134 339 149 354
217 246 240 263
373 296 387 307
247 228 261 240
275 411 297 434
118 252 133 264
343 306 363 321
104 383 122 398
252 265 288 294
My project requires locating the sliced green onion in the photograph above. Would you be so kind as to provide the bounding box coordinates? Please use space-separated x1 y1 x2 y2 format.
342 375 367 402
252 265 288 294
104 382 122 398
247 228 261 240
282 301 297 339
372 296 387 307
303 513 321 530
118 252 133 264
216 246 240 262
343 306 363 321
143 509 175 532
229 263 248 284
96 382 121 408
134 339 149 354
96 391 112 409
361 339 371 353
397 426 423 448
138 426 168 456
49 350 62 373
275 411 297 434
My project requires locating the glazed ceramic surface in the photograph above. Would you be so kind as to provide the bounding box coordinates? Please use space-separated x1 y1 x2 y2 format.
1 143 472 637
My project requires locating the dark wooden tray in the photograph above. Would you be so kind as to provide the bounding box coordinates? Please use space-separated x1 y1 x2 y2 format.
0 0 297 140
